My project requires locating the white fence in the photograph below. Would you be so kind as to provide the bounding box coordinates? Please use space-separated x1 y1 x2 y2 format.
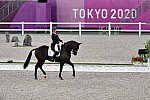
0 22 150 36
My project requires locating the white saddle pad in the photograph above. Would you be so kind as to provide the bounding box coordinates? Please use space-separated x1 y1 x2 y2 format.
48 48 55 57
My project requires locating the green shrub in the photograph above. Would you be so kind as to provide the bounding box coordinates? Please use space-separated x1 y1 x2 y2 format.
145 40 150 51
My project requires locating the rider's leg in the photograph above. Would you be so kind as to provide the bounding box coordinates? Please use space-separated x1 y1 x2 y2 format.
53 51 57 58
51 43 55 51
51 43 56 62
57 44 60 52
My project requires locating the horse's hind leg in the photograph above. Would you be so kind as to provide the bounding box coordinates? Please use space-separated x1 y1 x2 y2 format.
35 63 38 79
34 60 45 79
59 62 64 80
39 66 46 79
67 61 75 77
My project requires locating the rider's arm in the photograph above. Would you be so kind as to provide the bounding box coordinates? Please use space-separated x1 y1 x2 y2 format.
56 35 63 42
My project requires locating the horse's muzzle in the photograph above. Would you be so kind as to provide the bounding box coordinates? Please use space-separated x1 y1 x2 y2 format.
73 50 77 55
74 53 77 55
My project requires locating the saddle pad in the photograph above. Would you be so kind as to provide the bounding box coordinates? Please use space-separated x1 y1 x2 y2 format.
48 46 54 57
48 45 60 57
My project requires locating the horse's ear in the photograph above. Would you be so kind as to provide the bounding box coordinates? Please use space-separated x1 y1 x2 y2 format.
78 42 82 45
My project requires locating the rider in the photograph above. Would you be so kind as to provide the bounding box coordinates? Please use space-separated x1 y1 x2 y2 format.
51 26 63 61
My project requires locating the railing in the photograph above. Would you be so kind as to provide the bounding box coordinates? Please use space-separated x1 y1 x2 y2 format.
135 0 150 18
0 22 150 37
0 0 25 21
123 0 150 23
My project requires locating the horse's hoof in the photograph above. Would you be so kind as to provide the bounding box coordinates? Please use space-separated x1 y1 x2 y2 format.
35 78 38 80
59 77 64 80
44 76 46 79
60 78 64 80
73 74 75 77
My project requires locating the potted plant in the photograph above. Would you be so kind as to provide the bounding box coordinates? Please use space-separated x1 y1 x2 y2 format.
145 40 150 57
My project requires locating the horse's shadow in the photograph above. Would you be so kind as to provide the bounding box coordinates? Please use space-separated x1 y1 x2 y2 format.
23 40 82 80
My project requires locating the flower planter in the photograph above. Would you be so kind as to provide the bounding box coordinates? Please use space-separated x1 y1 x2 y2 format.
132 61 143 66
132 56 144 66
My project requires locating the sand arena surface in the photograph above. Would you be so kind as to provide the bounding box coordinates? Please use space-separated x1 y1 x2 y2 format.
0 70 150 100
0 33 150 64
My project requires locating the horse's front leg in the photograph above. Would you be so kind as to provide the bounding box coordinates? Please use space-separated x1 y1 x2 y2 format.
67 61 75 77
59 62 64 80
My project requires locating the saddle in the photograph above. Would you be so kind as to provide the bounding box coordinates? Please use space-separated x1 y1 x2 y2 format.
48 42 63 57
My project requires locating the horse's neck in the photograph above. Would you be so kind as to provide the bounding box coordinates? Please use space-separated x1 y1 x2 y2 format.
62 44 72 54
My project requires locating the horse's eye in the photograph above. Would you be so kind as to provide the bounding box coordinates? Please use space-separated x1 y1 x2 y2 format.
75 47 78 50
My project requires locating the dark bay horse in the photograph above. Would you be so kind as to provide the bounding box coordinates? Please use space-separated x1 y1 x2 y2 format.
23 40 82 80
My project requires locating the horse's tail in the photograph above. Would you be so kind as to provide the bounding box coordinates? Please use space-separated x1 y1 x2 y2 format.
23 49 36 69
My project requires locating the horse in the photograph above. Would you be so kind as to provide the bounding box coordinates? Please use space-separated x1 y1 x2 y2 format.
23 40 82 80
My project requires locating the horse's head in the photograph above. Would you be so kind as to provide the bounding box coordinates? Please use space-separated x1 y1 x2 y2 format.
72 42 82 55
63 40 82 56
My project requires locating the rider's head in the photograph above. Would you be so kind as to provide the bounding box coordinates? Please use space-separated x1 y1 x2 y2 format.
52 26 57 34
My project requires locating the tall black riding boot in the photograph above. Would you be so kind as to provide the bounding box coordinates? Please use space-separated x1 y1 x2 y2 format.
52 52 56 62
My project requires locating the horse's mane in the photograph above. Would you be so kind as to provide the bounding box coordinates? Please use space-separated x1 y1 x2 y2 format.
64 40 77 45
61 40 77 51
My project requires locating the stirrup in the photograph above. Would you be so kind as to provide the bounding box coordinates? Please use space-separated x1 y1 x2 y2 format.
52 55 56 62
51 58 55 62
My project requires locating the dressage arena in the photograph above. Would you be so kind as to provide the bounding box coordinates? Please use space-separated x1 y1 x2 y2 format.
1 33 150 99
